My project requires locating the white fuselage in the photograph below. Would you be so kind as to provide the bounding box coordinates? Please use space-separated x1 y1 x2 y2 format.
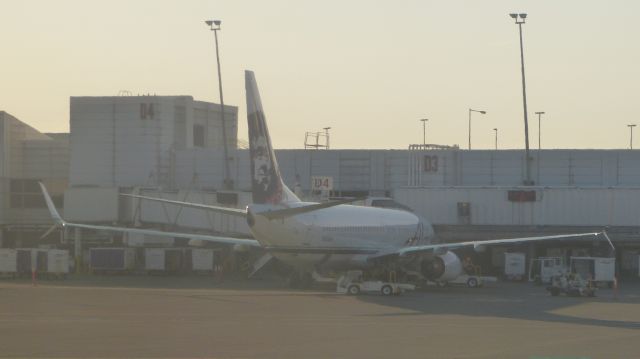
247 202 435 270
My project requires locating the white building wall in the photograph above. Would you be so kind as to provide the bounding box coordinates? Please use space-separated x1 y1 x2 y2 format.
394 187 640 227
69 96 237 188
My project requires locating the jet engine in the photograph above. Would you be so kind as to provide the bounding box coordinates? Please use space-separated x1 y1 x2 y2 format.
420 251 463 282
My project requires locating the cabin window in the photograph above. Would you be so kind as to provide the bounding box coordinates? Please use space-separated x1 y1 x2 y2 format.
193 124 205 147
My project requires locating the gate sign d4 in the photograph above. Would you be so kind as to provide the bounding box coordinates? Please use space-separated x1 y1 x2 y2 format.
311 176 333 191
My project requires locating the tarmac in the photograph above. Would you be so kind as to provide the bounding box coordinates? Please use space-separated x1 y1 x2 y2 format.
0 275 639 358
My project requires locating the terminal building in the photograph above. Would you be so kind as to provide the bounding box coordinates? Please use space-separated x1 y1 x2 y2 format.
1 95 639 276
0 111 68 248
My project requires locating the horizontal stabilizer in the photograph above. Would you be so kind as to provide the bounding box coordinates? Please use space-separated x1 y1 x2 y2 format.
121 193 247 218
39 183 258 247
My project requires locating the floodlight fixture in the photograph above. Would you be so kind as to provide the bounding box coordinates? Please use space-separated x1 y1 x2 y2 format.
205 19 221 30
420 118 429 146
468 109 487 150
519 13 527 19
509 13 518 19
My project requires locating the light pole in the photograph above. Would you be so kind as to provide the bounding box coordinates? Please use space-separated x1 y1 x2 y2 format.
628 124 636 149
323 127 331 149
535 111 545 150
420 119 429 146
493 128 498 150
205 19 233 189
468 109 486 150
510 13 532 185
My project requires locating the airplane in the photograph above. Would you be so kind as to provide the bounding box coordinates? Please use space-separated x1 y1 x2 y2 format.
40 70 615 288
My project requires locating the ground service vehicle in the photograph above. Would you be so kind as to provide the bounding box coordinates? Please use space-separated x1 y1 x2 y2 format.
529 257 565 284
336 270 415 296
546 273 596 297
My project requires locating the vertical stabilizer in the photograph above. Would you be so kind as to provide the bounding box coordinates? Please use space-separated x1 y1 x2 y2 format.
245 70 300 204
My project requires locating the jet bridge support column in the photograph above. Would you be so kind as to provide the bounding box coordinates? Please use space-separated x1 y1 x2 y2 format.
74 227 82 273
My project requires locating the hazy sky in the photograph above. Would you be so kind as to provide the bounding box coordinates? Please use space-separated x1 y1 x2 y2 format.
2 0 640 149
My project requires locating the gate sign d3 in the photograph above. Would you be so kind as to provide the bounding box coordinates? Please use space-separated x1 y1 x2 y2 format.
311 176 333 191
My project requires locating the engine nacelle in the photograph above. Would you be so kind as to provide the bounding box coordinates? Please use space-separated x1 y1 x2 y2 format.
420 251 463 282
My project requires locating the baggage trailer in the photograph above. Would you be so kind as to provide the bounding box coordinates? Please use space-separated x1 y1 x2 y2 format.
144 248 185 274
432 275 497 288
504 252 526 281
570 257 615 288
16 249 47 277
190 249 215 273
0 249 17 278
90 248 136 274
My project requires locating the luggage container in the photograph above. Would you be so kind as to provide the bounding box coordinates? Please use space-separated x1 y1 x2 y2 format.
90 248 136 273
35 250 48 274
16 249 33 275
144 248 185 274
0 249 17 277
15 249 48 276
504 252 526 281
46 249 70 278
144 248 165 271
191 249 214 272
165 249 184 273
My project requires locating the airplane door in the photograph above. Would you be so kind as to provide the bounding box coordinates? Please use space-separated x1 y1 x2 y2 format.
303 214 316 246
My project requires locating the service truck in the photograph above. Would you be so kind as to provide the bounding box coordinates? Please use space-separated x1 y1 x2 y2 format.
336 270 415 296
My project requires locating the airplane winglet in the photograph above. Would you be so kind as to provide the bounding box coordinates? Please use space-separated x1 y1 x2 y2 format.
601 230 616 251
38 182 65 225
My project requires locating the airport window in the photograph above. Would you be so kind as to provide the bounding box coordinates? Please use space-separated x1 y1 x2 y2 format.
9 178 58 209
22 194 46 208
216 192 238 205
10 194 22 208
338 190 369 198
193 124 205 147
140 103 154 119
508 190 536 202
10 179 40 193
457 202 471 216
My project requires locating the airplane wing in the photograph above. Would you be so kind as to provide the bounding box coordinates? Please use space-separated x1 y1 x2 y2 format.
121 193 248 218
370 231 613 259
40 183 260 247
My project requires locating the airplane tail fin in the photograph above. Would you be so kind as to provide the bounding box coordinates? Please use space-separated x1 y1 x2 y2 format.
39 182 65 225
245 70 300 205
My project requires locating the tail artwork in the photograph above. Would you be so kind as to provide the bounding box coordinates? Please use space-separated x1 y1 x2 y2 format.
245 70 300 205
